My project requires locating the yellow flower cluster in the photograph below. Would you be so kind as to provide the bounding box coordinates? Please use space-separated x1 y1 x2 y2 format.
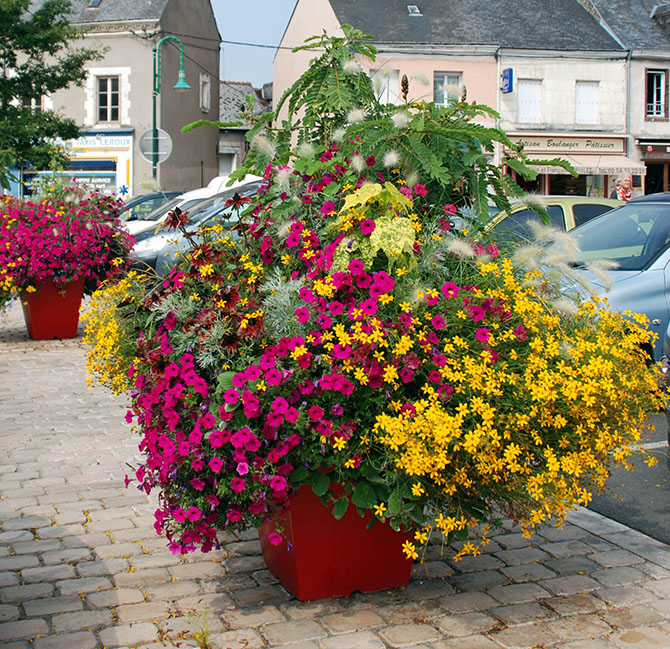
374 258 663 557
81 272 144 394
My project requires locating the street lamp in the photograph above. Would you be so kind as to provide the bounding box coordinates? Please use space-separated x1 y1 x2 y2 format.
152 35 191 179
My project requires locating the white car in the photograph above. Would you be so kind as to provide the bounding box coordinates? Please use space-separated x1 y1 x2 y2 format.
126 174 262 235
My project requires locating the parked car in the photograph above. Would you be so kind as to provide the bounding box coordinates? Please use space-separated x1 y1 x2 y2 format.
489 195 620 241
131 179 263 273
660 323 670 445
126 175 262 235
565 192 670 363
119 191 181 223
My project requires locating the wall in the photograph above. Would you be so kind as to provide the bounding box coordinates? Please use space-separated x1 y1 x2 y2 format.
498 53 627 133
273 0 342 121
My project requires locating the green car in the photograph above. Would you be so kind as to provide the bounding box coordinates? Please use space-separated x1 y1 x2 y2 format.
488 195 621 241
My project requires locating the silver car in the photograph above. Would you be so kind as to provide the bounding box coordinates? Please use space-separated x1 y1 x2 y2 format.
568 193 670 363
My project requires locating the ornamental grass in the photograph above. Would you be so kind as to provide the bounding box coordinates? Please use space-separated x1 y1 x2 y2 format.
83 27 663 560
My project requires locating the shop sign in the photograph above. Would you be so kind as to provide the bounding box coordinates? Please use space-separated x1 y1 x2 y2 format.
507 135 625 154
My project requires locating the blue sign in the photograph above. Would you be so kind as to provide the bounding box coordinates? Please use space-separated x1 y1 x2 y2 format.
501 68 513 93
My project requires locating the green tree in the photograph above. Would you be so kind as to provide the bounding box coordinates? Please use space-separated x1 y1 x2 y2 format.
0 0 101 187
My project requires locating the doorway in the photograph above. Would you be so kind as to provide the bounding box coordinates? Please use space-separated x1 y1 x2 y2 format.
645 163 667 194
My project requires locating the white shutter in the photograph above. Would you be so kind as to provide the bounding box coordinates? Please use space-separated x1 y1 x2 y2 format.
370 68 400 104
575 81 598 124
517 79 542 123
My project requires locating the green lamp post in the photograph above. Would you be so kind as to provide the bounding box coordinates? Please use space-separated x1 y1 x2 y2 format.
152 35 191 180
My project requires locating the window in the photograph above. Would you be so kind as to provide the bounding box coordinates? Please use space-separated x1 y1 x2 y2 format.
575 81 599 124
646 69 667 118
370 68 399 104
21 96 43 113
199 74 211 113
97 76 119 122
433 72 462 105
517 79 542 123
493 205 565 242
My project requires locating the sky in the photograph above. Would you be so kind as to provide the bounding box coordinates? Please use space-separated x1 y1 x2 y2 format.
212 0 298 87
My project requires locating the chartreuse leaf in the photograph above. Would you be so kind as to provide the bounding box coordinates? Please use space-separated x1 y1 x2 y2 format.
310 471 330 497
369 216 415 260
332 497 349 520
351 481 377 509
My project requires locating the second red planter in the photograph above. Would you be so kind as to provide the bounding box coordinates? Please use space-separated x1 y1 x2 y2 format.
20 278 85 340
259 483 413 601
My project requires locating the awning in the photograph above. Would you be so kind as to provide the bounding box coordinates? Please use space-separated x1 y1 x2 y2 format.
527 154 647 176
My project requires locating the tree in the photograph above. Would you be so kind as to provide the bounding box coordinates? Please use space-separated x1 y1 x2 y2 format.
0 0 101 187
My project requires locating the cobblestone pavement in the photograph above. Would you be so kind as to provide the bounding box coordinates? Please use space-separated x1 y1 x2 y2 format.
2 302 670 649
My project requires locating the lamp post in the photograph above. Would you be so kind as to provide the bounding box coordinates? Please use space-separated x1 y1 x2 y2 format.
152 35 191 180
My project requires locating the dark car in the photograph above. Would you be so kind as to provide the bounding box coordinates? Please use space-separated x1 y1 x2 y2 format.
119 191 182 223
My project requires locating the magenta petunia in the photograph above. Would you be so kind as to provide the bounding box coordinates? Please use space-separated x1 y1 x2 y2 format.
186 506 202 522
267 531 283 545
265 368 283 386
230 477 246 492
441 281 460 299
321 201 336 215
475 327 491 343
295 307 310 324
360 219 376 235
270 475 287 492
208 457 224 472
431 315 446 330
413 183 427 197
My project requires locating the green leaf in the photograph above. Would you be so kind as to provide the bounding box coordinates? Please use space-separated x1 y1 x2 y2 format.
386 490 403 518
290 466 309 483
366 516 379 530
216 371 236 391
351 481 377 509
455 528 469 541
407 503 427 526
332 497 349 520
310 471 330 497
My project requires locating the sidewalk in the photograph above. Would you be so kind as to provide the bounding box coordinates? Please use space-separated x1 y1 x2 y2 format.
1 301 670 649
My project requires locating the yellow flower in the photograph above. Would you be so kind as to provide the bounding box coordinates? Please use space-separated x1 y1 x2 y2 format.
374 502 387 518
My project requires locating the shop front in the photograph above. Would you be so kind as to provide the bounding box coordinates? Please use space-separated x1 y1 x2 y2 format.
636 140 670 194
505 134 646 197
19 129 134 197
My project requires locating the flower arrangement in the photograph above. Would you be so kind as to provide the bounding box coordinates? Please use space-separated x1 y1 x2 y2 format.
84 27 662 561
0 179 133 307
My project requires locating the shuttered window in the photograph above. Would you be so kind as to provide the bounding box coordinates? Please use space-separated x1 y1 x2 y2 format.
517 79 541 123
575 81 599 124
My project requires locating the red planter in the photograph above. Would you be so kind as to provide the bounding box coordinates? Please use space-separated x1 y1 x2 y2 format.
21 278 85 340
259 483 414 600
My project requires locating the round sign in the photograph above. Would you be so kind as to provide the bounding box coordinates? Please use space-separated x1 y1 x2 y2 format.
138 129 173 164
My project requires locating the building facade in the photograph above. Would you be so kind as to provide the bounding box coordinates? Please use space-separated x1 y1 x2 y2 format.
276 0 650 197
18 0 220 197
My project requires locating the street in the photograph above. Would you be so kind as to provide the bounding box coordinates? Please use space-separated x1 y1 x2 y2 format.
589 413 670 545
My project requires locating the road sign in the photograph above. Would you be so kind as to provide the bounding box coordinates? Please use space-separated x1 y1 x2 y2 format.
501 68 514 94
138 129 173 164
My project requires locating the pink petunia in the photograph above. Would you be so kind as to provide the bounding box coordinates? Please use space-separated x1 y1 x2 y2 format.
270 475 287 492
308 405 324 421
208 457 224 472
348 259 365 275
265 368 283 386
413 183 427 197
186 507 202 522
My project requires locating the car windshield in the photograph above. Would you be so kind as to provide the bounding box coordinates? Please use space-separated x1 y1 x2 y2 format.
142 196 182 222
569 203 670 270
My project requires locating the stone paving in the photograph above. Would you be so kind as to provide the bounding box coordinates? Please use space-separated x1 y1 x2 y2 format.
2 301 670 649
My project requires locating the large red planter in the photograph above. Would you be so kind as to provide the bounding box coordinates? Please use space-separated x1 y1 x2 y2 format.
20 278 85 340
259 483 414 600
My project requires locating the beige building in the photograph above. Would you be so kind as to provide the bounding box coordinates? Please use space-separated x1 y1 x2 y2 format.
23 0 220 197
